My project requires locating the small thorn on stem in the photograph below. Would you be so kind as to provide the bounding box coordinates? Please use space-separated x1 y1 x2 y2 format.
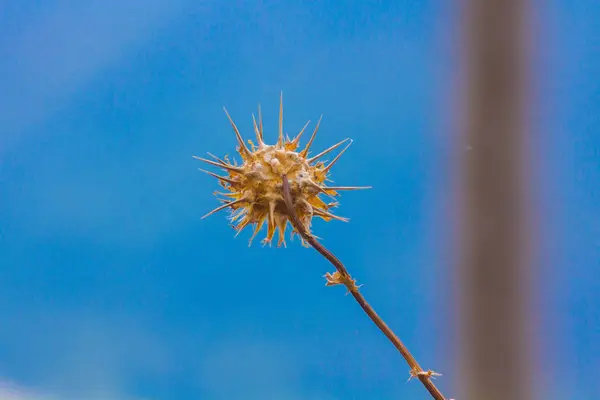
407 369 442 383
323 271 362 294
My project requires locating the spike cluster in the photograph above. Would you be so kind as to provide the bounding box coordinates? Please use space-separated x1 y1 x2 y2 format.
196 94 370 247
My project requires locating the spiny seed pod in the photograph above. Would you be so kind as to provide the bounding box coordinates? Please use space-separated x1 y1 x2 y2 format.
195 94 370 247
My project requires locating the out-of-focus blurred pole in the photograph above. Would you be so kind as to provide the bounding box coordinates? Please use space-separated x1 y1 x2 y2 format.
456 0 534 400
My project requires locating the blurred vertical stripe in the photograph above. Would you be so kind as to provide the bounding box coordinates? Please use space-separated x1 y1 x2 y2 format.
456 1 535 399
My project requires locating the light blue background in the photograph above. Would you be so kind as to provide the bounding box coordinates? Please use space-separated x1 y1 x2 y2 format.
0 1 598 399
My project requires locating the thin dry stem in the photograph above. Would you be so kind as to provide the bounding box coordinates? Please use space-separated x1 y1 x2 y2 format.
281 174 447 400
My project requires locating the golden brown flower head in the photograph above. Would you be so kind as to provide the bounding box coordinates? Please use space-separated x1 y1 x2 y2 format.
195 94 370 247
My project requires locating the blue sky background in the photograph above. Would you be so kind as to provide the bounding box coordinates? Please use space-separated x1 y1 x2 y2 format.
0 1 598 399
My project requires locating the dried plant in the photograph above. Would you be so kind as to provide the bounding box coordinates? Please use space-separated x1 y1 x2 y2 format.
195 94 449 400
194 92 368 247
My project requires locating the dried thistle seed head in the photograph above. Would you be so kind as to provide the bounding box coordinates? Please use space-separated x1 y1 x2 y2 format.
196 94 370 247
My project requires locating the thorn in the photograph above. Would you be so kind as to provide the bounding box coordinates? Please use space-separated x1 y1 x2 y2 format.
258 104 263 139
291 120 310 146
213 191 240 198
305 181 337 200
201 198 247 219
248 218 266 246
234 217 251 237
198 169 239 185
278 91 284 147
263 200 276 244
223 107 252 157
307 138 351 164
252 114 264 145
407 369 442 383
299 115 323 158
322 186 372 191
206 152 228 165
313 207 349 222
321 140 353 172
193 156 244 173
323 271 361 294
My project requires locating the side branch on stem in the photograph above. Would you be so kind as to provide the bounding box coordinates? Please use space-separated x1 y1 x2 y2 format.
281 174 447 400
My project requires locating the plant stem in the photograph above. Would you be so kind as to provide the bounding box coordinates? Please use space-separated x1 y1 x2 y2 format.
281 175 447 400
